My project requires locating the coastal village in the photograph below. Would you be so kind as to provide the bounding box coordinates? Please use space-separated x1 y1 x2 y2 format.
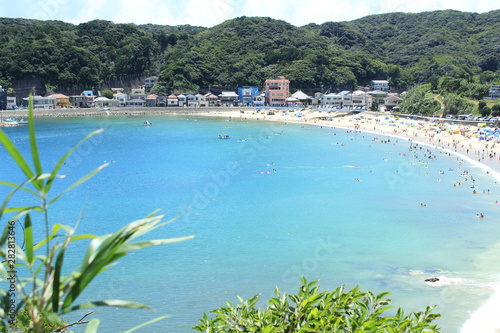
1 76 499 114
0 76 400 110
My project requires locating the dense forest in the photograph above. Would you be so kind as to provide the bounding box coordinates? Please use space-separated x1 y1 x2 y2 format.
0 9 499 96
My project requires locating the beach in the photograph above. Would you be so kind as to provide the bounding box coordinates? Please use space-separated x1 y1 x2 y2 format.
201 107 500 333
2 106 500 332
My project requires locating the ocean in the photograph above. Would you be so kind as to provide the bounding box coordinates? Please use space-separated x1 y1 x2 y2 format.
1 115 499 332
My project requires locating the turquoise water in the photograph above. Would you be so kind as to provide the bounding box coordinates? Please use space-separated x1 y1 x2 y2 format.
1 115 500 332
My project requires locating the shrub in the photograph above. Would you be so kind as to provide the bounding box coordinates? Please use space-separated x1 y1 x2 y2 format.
194 277 441 332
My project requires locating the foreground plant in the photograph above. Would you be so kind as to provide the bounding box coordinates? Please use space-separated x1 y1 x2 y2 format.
0 99 193 332
194 277 441 332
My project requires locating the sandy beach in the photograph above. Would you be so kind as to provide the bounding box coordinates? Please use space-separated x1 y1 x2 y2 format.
198 107 500 333
2 106 500 331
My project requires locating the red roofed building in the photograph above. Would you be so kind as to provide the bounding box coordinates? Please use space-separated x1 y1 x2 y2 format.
48 93 70 108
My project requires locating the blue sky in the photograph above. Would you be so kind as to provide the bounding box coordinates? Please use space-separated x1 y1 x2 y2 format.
1 0 498 27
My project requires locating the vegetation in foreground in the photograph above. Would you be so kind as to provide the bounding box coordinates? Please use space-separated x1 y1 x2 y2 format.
194 277 440 332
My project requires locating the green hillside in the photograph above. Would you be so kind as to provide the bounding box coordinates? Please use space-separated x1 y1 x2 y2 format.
0 10 498 95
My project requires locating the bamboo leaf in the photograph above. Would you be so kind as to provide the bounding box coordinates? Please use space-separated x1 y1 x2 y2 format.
84 318 100 333
27 97 42 176
24 214 34 266
0 181 40 197
117 235 195 253
0 177 40 222
45 128 104 193
63 300 151 313
0 130 35 184
49 163 109 205
123 315 171 333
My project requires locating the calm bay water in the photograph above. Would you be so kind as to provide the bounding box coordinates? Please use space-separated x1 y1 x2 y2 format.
1 115 500 332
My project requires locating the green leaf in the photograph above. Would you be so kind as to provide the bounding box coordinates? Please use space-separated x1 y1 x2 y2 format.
24 214 34 266
117 235 195 253
0 180 40 197
123 315 171 333
0 130 35 185
49 163 109 205
27 97 43 177
45 128 104 193
84 318 100 333
63 300 151 313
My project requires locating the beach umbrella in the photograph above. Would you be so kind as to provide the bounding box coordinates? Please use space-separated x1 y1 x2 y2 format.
479 136 485 140
385 116 390 120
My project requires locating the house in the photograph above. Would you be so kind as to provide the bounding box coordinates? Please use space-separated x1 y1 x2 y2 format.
81 90 95 107
167 94 179 107
69 95 89 108
384 95 403 111
367 90 388 106
177 94 186 107
291 90 311 105
144 77 157 91
126 99 146 107
204 93 219 106
130 88 146 101
7 96 16 109
253 94 265 107
22 96 56 109
157 96 167 107
146 94 159 107
265 76 289 106
111 88 124 95
286 96 302 107
48 93 70 108
321 93 342 107
185 94 199 108
219 91 239 106
342 91 372 109
113 92 128 107
196 94 208 107
490 85 500 100
237 86 260 106
370 80 389 92
95 96 120 108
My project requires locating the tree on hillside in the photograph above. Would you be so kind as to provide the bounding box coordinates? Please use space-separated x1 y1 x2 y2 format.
398 84 441 115
101 89 113 99
443 93 475 115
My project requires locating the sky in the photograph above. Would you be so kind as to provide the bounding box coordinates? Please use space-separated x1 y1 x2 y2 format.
0 0 498 27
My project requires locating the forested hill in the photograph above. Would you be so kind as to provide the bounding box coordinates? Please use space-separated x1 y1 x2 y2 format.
0 9 498 95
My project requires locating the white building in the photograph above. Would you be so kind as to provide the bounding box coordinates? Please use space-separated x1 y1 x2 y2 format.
7 96 17 109
22 96 56 109
370 80 389 92
113 92 128 107
321 93 342 107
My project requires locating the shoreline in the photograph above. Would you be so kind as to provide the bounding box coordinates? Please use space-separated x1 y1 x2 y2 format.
3 106 500 331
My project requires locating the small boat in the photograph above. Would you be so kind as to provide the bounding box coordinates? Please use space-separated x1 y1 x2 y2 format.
143 120 152 126
218 135 230 139
17 119 28 124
